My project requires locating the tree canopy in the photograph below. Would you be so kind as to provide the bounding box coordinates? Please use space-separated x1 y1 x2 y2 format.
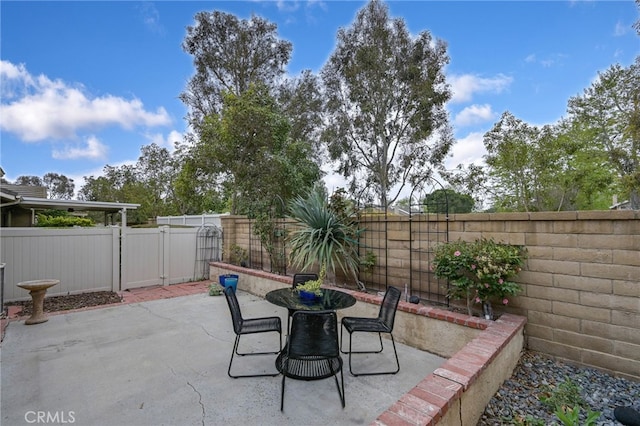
567 58 640 209
196 83 321 215
180 10 292 128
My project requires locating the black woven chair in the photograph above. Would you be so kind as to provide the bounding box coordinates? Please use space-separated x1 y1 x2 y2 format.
223 286 282 378
286 273 319 331
340 286 401 376
277 310 345 411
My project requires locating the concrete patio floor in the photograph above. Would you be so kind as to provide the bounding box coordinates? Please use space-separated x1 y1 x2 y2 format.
1 289 444 426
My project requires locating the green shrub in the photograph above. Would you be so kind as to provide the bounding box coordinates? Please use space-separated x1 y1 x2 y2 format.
432 238 527 315
37 214 94 227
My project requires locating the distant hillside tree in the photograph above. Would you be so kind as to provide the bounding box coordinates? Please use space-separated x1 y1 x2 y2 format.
43 172 74 199
14 175 43 186
79 144 180 223
423 189 474 214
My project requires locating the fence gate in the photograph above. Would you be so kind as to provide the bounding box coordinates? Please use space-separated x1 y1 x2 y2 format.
121 226 217 290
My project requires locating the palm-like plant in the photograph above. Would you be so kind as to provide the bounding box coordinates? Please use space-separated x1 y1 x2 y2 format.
287 188 360 283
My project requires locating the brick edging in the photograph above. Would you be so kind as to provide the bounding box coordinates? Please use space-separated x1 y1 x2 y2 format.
373 313 526 425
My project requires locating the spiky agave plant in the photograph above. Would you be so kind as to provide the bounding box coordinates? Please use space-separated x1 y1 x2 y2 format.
287 188 360 284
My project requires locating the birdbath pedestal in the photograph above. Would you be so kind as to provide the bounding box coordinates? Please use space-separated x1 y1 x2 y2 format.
17 279 60 325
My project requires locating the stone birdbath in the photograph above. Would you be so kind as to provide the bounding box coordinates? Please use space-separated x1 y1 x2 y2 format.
16 279 60 325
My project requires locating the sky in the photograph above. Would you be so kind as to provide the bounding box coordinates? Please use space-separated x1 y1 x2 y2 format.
1 0 638 199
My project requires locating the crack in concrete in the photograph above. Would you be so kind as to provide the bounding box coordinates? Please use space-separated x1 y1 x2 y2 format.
135 303 229 345
199 324 229 343
187 381 206 426
167 365 206 426
135 303 175 322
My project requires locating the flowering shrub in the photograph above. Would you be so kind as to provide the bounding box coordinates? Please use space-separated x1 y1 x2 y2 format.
432 238 527 316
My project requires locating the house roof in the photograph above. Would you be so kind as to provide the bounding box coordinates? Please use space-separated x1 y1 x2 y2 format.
15 196 140 213
0 187 139 213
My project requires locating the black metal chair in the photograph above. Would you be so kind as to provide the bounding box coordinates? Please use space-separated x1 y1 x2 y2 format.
340 286 401 376
286 273 319 331
277 310 345 411
223 286 282 378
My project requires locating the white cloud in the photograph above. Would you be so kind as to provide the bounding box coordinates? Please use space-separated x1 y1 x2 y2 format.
448 73 513 104
523 53 567 68
138 2 164 34
0 61 33 83
0 60 171 142
614 21 630 36
52 135 109 161
276 0 300 12
446 131 486 169
144 130 184 152
454 104 496 127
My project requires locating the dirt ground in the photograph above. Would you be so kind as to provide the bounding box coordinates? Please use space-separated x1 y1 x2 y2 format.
6 291 123 316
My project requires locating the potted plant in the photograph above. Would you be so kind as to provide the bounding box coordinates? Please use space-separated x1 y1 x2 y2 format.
295 264 326 300
431 238 527 319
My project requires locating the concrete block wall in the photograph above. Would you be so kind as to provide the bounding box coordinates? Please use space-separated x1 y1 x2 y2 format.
220 210 640 381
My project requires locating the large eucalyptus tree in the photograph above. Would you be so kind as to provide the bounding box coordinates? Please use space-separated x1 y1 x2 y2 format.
321 0 453 207
180 11 292 128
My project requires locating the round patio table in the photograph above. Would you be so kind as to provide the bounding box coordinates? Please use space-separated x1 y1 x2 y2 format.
265 287 356 312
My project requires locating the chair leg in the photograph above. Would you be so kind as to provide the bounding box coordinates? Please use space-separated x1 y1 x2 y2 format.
340 327 383 354
235 331 282 356
331 363 345 408
228 334 282 379
280 373 286 411
346 332 400 377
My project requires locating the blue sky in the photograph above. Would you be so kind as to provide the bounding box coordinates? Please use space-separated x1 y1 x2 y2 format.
1 1 638 196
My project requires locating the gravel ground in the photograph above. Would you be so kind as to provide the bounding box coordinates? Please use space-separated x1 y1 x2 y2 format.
478 350 640 425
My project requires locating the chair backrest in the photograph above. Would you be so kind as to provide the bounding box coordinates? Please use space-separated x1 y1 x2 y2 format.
377 286 401 331
292 273 319 289
288 310 339 359
224 286 243 334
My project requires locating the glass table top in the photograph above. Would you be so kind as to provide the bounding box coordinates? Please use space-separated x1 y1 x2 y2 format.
265 287 356 311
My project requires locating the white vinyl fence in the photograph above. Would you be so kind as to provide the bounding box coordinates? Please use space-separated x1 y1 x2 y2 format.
1 227 120 301
156 213 227 227
1 225 222 302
